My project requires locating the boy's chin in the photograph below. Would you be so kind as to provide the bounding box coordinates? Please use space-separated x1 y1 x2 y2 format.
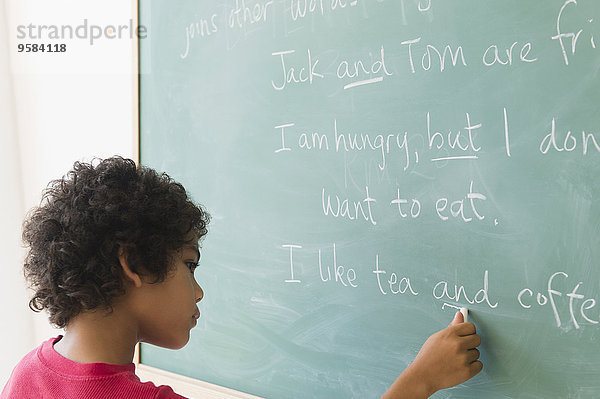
145 333 190 350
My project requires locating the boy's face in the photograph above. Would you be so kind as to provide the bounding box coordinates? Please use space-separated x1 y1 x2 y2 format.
135 243 203 349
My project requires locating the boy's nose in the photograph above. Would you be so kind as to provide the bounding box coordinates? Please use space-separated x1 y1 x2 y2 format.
194 281 204 303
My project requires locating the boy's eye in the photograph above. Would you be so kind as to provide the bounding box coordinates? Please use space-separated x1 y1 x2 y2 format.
186 261 199 273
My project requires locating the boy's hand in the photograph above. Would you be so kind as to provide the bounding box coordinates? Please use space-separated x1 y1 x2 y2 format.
381 311 483 399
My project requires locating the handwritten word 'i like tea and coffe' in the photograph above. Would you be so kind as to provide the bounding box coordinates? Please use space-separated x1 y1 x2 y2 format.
280 245 600 331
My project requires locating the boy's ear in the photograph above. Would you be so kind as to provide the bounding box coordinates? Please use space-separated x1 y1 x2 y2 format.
118 245 143 288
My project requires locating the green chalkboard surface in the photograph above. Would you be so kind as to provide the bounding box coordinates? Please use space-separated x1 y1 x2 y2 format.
139 1 600 397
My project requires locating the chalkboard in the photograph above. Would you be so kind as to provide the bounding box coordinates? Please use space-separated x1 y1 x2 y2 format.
138 1 600 398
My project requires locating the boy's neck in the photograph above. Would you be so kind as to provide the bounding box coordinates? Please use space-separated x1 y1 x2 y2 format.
53 306 138 365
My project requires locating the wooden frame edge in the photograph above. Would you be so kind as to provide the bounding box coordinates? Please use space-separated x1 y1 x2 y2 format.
133 344 262 399
132 0 139 164
135 362 263 399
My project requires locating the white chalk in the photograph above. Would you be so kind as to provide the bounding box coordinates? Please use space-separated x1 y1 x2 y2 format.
460 307 469 322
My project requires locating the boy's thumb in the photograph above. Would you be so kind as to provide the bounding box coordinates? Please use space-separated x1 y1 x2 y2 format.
449 310 464 326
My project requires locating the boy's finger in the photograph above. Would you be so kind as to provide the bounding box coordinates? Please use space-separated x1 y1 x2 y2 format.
458 331 481 347
460 334 482 350
454 321 477 336
470 360 484 376
449 311 464 326
466 348 480 363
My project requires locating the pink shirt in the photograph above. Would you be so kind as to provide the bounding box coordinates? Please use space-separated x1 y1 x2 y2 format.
1 336 186 399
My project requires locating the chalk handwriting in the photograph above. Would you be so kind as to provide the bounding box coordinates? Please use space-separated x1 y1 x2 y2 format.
283 244 302 283
552 0 583 65
290 0 358 21
418 0 432 12
180 15 218 59
280 246 599 331
228 0 274 30
250 0 600 334
433 270 498 309
401 38 468 73
540 118 600 155
390 189 422 218
274 123 294 153
518 271 599 330
271 49 324 90
321 186 378 225
427 112 482 160
273 120 412 172
334 120 409 171
372 255 419 296
552 0 599 65
482 41 538 66
337 46 393 90
291 0 325 20
318 243 359 287
435 181 487 222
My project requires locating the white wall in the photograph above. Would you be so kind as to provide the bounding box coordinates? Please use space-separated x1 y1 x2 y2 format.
0 0 31 388
1 0 135 387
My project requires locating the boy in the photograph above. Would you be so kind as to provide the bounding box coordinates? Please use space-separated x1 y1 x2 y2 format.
1 156 481 399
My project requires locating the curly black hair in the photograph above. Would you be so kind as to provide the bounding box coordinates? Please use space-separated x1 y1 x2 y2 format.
22 156 210 328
